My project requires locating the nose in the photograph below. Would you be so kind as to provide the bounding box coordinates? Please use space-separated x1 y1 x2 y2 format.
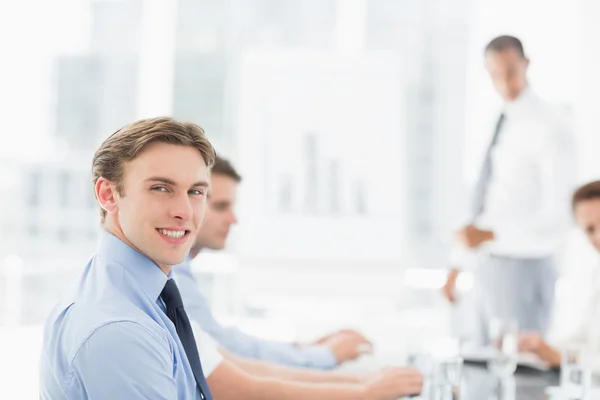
169 192 193 222
229 210 238 225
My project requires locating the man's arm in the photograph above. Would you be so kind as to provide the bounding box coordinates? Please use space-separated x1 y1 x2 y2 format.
69 322 177 399
207 360 423 400
176 266 338 369
442 268 461 303
220 348 363 383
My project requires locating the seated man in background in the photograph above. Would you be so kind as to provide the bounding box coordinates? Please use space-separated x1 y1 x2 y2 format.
175 155 424 398
519 181 600 372
174 156 371 370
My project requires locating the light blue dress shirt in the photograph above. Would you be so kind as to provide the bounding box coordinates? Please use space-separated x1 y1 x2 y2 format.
39 230 203 399
173 261 337 370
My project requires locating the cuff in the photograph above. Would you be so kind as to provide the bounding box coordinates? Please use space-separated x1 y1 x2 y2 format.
299 345 338 370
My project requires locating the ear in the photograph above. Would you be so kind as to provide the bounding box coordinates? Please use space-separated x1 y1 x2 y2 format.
95 177 119 216
523 57 530 69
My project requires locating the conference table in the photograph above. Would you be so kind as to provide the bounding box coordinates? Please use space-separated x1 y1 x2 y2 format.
458 364 559 399
347 354 562 399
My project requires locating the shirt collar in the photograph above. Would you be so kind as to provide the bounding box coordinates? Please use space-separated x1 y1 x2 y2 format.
97 229 170 302
503 85 535 117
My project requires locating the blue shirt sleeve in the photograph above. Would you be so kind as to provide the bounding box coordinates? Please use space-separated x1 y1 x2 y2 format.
175 266 337 370
68 321 177 399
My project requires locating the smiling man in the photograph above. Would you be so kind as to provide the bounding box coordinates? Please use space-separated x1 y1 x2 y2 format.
40 117 217 399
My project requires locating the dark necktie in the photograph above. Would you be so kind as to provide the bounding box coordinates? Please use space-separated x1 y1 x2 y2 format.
161 279 213 400
470 113 506 223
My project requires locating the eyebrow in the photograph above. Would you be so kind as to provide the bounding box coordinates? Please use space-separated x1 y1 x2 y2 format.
145 176 209 188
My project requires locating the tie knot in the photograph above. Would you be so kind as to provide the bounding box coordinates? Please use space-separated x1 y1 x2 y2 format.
160 279 184 309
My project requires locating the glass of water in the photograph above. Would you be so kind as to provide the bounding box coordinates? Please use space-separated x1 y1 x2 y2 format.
407 353 435 399
432 357 463 400
487 318 518 377
560 345 592 399
491 376 516 400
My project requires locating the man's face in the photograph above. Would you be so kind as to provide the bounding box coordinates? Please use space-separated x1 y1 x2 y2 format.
194 174 239 250
575 199 600 253
485 48 529 102
110 142 210 268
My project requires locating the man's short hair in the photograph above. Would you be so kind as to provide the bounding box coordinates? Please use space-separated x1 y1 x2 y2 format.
572 181 600 210
211 156 242 182
484 35 526 58
92 117 216 221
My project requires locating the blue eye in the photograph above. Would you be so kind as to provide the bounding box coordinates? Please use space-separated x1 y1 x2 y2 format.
189 189 205 196
152 186 168 192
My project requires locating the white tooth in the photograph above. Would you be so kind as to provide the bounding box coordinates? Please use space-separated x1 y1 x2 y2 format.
160 229 184 239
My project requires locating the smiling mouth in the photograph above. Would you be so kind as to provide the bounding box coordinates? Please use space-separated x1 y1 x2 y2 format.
156 229 190 239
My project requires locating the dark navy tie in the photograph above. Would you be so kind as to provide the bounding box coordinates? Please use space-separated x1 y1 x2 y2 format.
161 279 213 400
470 113 506 223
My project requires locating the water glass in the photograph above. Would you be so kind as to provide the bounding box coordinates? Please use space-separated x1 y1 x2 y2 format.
490 376 516 400
407 353 435 399
560 345 592 399
432 357 463 400
488 318 518 377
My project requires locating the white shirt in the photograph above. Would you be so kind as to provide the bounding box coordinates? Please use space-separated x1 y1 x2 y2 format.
191 320 224 378
558 266 600 373
452 87 576 263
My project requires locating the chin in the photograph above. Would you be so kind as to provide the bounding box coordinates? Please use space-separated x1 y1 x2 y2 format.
505 93 520 102
154 252 188 268
209 242 227 251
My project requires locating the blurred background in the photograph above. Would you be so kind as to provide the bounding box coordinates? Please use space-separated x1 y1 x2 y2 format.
1 0 600 397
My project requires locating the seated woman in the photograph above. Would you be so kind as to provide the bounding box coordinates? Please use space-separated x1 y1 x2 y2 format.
519 181 600 371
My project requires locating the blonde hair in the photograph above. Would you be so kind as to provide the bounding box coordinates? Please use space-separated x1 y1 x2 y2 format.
92 117 216 221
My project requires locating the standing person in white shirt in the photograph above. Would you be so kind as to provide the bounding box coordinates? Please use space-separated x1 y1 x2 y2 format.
519 181 600 373
441 35 575 345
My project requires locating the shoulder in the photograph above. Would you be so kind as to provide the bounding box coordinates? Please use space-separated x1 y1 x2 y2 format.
44 296 171 371
529 93 571 130
63 321 181 399
525 94 573 148
72 320 173 369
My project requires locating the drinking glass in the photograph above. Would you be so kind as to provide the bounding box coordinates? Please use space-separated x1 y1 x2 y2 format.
560 344 592 399
431 357 463 400
488 318 518 377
